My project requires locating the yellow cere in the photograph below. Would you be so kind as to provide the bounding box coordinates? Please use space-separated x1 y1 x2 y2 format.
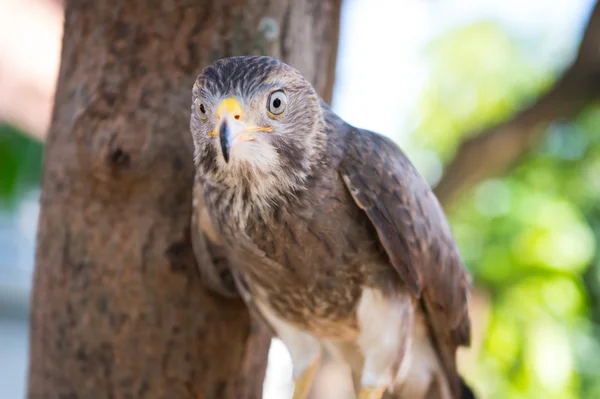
217 97 243 120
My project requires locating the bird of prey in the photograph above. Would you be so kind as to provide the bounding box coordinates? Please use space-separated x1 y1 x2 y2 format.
190 56 475 399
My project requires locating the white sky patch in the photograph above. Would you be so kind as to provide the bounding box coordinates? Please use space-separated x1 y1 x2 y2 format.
332 0 431 137
263 339 293 399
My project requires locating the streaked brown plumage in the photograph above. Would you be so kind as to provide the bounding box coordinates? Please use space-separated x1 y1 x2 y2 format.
190 56 475 399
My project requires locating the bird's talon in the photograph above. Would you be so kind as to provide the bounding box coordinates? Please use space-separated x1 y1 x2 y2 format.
357 386 387 399
291 355 320 399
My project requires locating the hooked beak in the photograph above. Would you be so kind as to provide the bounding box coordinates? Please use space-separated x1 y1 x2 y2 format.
213 97 272 163
219 119 232 163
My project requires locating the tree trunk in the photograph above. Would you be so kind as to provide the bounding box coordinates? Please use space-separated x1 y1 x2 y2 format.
27 1 341 398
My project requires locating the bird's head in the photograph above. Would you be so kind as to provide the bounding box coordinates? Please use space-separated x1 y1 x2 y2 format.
190 56 325 203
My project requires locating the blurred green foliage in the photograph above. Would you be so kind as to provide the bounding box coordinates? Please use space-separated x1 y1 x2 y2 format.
0 123 43 208
409 20 600 399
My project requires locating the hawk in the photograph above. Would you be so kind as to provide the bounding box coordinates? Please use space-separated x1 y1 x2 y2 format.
190 56 475 399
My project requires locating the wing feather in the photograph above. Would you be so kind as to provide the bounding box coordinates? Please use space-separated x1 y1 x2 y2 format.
338 126 472 396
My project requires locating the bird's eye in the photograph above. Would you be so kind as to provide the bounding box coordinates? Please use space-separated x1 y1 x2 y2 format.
194 98 208 122
267 90 287 117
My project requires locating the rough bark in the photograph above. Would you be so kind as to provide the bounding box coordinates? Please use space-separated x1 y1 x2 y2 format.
27 1 341 399
434 0 600 208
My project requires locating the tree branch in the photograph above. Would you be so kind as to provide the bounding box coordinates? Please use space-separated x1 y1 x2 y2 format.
434 0 600 208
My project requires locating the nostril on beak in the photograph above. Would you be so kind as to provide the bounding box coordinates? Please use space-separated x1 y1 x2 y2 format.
218 113 240 121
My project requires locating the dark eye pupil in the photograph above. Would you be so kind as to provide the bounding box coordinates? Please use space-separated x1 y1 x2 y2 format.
199 104 206 113
273 98 281 108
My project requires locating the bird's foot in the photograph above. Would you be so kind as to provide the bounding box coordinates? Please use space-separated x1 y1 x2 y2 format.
291 355 321 399
357 386 387 399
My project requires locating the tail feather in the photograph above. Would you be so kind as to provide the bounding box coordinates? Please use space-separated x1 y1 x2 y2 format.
459 377 476 399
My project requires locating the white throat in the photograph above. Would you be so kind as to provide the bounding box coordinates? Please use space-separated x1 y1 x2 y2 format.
204 140 307 229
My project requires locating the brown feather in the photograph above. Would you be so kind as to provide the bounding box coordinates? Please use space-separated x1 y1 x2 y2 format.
338 125 472 397
191 177 238 298
189 56 474 399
